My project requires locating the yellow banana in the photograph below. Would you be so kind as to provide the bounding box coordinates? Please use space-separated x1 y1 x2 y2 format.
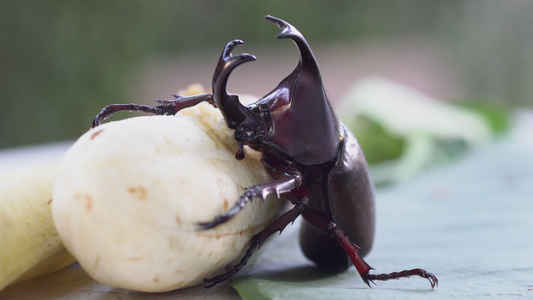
0 165 75 290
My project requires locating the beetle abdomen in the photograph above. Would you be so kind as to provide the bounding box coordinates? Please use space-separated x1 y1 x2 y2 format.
299 219 350 271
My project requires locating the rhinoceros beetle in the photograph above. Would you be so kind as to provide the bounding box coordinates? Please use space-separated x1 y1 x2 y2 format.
93 16 438 289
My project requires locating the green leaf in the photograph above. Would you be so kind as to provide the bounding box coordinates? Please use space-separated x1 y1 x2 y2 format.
348 116 405 165
338 78 497 184
459 101 510 134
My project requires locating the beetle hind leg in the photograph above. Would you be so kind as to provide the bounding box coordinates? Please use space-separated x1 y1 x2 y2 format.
328 222 438 289
203 197 308 288
366 268 438 288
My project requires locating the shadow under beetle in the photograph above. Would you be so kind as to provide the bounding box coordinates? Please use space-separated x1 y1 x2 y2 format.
92 16 438 289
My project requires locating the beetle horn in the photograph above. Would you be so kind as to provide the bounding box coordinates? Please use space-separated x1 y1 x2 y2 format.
259 16 342 165
264 15 316 69
264 15 323 80
212 40 257 130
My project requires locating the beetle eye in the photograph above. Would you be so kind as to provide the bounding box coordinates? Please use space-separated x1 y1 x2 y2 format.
246 130 254 136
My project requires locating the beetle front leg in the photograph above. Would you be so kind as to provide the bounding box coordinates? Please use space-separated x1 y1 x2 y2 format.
197 176 301 230
203 197 308 288
92 104 164 128
199 156 303 229
92 93 214 127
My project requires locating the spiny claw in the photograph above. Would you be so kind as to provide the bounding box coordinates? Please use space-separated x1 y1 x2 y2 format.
196 222 215 231
427 272 438 288
360 273 374 288
196 215 230 230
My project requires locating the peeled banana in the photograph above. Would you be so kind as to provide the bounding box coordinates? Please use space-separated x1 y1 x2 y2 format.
52 101 284 292
0 165 75 290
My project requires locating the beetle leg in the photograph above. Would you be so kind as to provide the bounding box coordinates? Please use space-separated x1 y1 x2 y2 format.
197 176 300 230
326 222 374 287
198 153 303 229
365 268 439 288
303 211 438 288
92 104 163 128
92 93 214 127
203 197 308 288
301 210 373 286
327 222 438 288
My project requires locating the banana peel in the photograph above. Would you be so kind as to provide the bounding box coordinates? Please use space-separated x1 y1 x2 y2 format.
0 165 75 290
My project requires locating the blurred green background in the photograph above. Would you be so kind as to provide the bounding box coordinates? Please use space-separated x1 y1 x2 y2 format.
1 0 532 149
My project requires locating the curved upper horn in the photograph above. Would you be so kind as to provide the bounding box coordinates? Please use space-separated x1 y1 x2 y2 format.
257 16 343 165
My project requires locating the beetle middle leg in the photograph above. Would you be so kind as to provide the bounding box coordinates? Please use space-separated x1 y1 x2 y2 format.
203 197 308 288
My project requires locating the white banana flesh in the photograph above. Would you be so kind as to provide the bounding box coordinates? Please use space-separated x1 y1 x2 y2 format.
0 165 75 290
52 102 284 292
